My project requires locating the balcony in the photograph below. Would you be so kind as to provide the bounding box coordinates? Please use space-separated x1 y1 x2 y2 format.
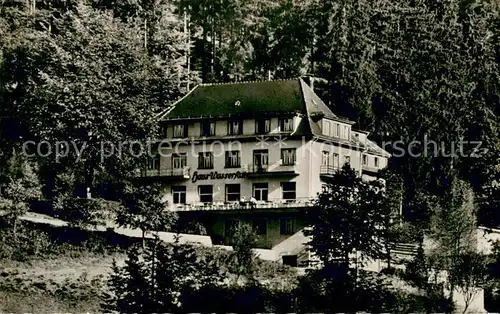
361 164 379 174
170 197 316 212
245 162 299 177
136 167 190 180
319 165 339 180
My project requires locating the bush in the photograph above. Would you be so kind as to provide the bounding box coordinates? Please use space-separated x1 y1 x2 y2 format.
393 221 424 243
0 269 105 312
53 197 113 228
180 282 296 313
0 219 136 261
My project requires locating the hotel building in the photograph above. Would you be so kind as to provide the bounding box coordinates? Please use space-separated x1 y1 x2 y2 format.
141 78 390 253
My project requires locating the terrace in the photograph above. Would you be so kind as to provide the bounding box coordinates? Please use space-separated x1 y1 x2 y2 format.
170 197 317 212
136 167 191 180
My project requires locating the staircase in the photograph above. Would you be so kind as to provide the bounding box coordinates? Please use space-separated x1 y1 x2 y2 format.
390 242 419 263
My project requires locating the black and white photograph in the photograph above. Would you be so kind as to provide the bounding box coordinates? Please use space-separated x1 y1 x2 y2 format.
0 0 498 312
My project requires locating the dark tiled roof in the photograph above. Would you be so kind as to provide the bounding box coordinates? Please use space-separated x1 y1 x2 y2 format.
163 79 307 119
300 79 338 120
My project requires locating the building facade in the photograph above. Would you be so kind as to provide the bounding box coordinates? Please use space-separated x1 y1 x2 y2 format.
141 78 390 249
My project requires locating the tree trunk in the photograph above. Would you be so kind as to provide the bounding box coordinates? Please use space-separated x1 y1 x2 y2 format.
13 218 18 240
387 246 391 269
211 13 215 75
142 229 146 249
144 18 148 51
151 238 157 305
202 22 208 81
184 10 191 90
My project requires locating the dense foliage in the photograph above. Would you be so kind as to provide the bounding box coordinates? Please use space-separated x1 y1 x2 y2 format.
1 0 498 225
0 0 498 311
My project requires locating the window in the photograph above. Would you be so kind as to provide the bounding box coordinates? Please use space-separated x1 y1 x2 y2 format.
281 148 296 166
253 183 268 201
321 151 330 167
200 121 215 136
172 186 186 204
198 152 214 169
362 154 368 166
280 218 294 235
323 120 330 136
333 123 339 137
147 154 160 170
172 153 187 169
281 182 296 200
279 118 294 132
253 219 267 235
344 125 349 139
255 119 271 134
198 185 213 203
374 157 379 167
228 120 242 135
225 184 241 201
173 124 187 138
344 156 351 166
225 220 238 237
253 150 269 169
225 151 241 168
160 124 168 138
333 153 339 168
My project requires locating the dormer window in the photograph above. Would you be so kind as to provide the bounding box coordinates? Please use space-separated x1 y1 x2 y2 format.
228 120 242 135
333 123 340 137
159 124 168 138
343 125 350 140
255 119 271 134
173 124 187 138
322 119 330 136
201 121 215 137
279 118 293 132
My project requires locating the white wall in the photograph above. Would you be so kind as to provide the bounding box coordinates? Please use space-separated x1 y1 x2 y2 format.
159 138 314 205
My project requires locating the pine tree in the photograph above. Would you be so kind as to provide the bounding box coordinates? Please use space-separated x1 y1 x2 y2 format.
0 154 42 238
117 183 177 247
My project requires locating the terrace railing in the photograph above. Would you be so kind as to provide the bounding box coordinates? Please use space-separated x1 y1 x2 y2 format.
171 197 317 212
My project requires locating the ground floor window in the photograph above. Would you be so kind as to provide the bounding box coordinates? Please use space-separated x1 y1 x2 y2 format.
198 185 213 203
280 218 294 235
172 186 186 204
225 219 238 237
253 219 267 235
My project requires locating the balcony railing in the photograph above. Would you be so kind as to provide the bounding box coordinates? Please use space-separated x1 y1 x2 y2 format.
170 197 316 212
245 162 299 175
319 165 339 176
137 167 190 179
361 164 379 173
